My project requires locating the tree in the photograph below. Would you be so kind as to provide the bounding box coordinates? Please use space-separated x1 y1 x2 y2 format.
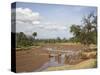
70 25 81 42
32 32 37 40
16 32 34 48
70 13 97 46
57 37 61 43
82 13 97 45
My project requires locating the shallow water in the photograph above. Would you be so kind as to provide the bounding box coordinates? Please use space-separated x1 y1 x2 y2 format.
35 47 81 71
35 54 66 71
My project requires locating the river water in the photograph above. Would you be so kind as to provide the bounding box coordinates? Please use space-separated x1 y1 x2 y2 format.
35 47 81 71
35 53 66 71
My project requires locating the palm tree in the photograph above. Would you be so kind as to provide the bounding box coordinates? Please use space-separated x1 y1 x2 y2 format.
32 32 37 40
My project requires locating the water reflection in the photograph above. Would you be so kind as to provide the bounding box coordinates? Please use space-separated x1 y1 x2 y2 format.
35 47 82 71
49 53 66 66
60 54 65 64
35 54 66 71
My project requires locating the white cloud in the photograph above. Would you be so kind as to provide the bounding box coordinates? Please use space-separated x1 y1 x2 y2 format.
16 8 40 24
15 8 67 32
43 24 66 30
39 22 67 30
12 8 69 39
32 21 40 24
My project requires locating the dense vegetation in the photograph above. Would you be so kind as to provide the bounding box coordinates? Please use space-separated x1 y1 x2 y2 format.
16 32 68 48
16 32 34 48
70 13 97 46
16 13 97 48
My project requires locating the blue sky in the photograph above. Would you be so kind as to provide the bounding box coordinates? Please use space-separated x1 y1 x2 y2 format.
14 2 97 39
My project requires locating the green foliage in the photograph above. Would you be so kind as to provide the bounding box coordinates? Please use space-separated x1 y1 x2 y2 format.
16 32 34 48
70 13 97 45
16 32 68 48
70 25 81 42
32 32 37 39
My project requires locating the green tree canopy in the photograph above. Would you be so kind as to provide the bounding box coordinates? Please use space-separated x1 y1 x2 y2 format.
32 32 37 40
70 13 97 46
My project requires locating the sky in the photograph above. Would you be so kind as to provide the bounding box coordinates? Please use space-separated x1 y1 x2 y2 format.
12 2 97 39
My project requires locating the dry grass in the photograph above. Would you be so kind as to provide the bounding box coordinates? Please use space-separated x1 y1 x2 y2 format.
15 43 97 72
46 59 97 71
81 51 97 59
